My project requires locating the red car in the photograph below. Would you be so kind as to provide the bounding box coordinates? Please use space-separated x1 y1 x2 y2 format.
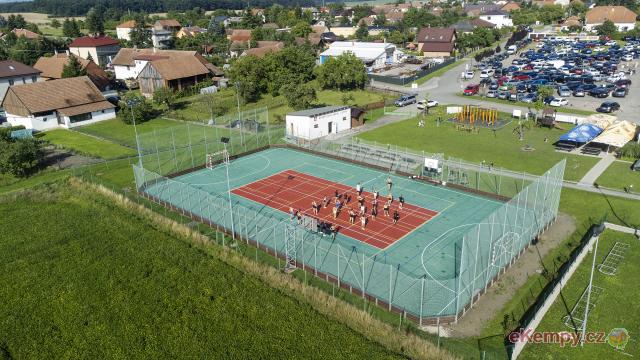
513 74 530 81
463 84 480 95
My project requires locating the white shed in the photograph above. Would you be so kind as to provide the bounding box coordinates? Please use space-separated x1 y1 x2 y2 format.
286 105 351 140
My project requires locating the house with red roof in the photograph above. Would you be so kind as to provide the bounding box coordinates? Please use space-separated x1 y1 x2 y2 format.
68 35 121 67
416 27 457 58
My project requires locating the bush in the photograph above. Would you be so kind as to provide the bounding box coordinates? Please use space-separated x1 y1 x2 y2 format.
118 95 156 125
619 142 640 159
0 138 44 177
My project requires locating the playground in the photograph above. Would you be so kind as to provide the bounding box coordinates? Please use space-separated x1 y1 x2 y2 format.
448 105 509 130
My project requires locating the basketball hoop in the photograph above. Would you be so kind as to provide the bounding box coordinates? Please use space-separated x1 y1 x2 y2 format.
206 149 229 169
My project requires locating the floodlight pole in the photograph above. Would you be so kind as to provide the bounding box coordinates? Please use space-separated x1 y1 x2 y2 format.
223 141 236 240
128 99 142 167
235 81 244 146
581 235 599 347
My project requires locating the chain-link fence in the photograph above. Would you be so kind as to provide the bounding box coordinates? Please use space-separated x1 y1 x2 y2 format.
133 126 565 325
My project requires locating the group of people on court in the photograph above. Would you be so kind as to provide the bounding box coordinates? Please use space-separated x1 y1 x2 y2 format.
301 176 405 239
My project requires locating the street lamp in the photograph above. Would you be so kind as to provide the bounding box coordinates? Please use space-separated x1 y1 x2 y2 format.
220 136 235 240
127 98 142 167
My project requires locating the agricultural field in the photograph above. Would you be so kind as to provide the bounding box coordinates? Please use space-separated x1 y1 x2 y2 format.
39 129 136 159
595 161 640 192
0 183 407 359
356 108 600 181
520 230 640 359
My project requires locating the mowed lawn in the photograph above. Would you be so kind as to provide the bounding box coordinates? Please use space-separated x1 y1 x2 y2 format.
39 129 136 159
595 161 640 192
75 118 181 147
519 230 640 359
357 108 600 181
0 185 404 359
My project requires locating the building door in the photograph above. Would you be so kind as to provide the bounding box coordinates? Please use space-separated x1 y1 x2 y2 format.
328 122 333 134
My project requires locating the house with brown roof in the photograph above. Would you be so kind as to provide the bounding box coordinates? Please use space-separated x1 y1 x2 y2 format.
241 41 285 58
135 50 224 97
501 2 521 12
560 16 582 30
68 35 121 67
585 6 637 32
116 20 139 41
7 28 40 40
227 29 252 42
1 76 115 131
0 60 41 102
176 26 206 39
416 27 457 57
33 54 112 91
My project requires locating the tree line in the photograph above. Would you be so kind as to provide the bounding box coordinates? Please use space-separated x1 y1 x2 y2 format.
0 0 316 17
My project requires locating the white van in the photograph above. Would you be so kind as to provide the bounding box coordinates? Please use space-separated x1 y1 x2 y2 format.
507 45 517 55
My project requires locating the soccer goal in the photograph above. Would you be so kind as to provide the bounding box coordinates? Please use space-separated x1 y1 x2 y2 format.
563 285 604 331
205 149 230 170
598 242 630 276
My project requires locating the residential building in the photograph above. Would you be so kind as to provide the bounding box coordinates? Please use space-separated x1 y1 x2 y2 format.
585 6 637 32
68 35 121 67
227 29 252 42
136 50 224 97
479 9 513 29
451 18 496 34
33 54 112 91
0 60 41 103
285 105 352 140
6 28 39 39
501 2 521 12
154 19 182 33
463 4 501 17
416 27 456 57
116 20 138 40
1 76 115 131
319 41 402 71
241 41 285 58
561 16 582 30
176 26 206 39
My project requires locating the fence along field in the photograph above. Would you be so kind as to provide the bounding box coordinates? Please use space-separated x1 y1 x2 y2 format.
132 122 565 325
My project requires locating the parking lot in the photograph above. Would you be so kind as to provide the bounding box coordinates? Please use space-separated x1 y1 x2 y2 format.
461 37 640 120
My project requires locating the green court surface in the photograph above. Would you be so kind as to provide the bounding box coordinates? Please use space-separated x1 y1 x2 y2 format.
136 147 561 319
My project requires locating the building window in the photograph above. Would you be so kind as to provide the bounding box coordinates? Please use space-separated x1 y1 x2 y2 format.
8 79 14 86
313 124 319 128
69 113 93 123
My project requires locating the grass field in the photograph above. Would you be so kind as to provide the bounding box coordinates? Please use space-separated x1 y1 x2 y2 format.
39 129 136 159
356 108 600 181
519 229 640 359
595 161 640 192
75 118 182 147
0 184 406 359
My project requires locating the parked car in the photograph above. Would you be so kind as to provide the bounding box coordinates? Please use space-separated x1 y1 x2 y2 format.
573 88 586 97
615 79 632 88
462 70 475 79
596 101 620 113
612 88 627 97
497 91 509 100
557 85 571 97
521 93 538 103
549 97 568 107
487 90 498 98
589 87 610 98
463 84 480 95
394 94 417 106
416 99 438 110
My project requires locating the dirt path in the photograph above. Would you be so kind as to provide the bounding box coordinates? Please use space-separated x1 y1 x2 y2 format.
443 212 576 337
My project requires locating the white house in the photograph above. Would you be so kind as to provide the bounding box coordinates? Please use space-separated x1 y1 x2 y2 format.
286 106 352 140
319 42 402 71
0 60 41 104
115 20 137 40
479 10 513 29
585 6 637 32
1 76 116 131
68 35 121 67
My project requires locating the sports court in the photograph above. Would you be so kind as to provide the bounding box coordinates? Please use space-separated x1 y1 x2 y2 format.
135 141 563 321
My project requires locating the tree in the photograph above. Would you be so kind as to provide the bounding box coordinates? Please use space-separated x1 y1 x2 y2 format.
50 19 61 29
118 95 155 124
62 18 81 38
374 13 386 27
291 21 312 38
6 14 26 30
534 85 554 111
61 55 87 78
153 87 176 110
227 55 267 103
129 14 152 48
0 138 44 177
315 52 368 91
281 81 317 110
595 19 618 37
355 23 369 40
85 6 105 35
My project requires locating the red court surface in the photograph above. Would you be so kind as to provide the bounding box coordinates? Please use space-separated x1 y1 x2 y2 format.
231 169 438 249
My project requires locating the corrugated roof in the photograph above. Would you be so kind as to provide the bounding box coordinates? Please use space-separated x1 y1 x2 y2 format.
0 60 40 79
288 105 350 117
4 76 111 114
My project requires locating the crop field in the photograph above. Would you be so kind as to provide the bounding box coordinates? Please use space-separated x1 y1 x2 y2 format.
0 184 407 359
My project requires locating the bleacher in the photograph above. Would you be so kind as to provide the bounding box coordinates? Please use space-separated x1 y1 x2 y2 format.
555 142 576 152
337 143 418 172
580 145 601 156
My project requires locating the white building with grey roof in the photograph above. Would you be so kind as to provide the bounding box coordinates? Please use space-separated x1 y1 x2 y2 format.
285 105 352 140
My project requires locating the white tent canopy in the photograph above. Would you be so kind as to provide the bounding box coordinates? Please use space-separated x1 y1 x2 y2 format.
591 120 638 148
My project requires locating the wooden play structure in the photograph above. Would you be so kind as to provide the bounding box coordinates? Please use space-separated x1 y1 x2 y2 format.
453 105 501 128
